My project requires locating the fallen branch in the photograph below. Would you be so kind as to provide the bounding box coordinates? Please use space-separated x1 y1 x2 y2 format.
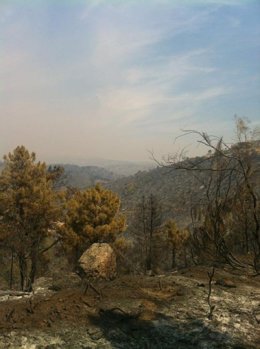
83 281 102 299
82 300 93 307
0 290 31 297
100 307 128 315
39 238 61 254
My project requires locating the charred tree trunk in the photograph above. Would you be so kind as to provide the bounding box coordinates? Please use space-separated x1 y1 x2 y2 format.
9 249 14 290
27 251 38 291
18 255 27 291
171 244 176 269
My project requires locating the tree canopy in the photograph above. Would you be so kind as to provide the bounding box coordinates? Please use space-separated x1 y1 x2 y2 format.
63 184 126 256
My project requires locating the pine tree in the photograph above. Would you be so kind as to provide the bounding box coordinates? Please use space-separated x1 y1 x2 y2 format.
0 146 63 290
62 183 126 261
163 219 189 268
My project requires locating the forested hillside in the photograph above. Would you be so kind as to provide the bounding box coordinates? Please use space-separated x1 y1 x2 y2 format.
84 158 155 176
108 165 200 226
108 141 260 227
56 164 117 189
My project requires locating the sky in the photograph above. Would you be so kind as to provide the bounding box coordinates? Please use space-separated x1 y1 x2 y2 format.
0 0 260 164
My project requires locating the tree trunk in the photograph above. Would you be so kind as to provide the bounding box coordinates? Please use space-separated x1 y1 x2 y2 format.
146 231 152 271
18 255 27 291
244 225 249 254
172 245 176 269
27 251 38 291
146 195 154 272
183 247 187 267
146 254 152 272
9 249 14 290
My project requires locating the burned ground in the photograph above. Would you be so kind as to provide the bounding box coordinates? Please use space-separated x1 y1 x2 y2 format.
0 266 259 349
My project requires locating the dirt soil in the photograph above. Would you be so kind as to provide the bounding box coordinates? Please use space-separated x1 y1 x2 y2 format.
0 266 259 348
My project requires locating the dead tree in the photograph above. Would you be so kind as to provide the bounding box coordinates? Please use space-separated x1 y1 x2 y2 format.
131 194 162 273
154 118 259 271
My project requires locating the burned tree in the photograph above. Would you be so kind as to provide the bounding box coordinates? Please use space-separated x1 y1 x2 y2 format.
159 118 260 271
131 194 162 273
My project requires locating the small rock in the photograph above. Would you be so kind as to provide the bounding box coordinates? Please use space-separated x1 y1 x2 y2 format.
197 283 205 287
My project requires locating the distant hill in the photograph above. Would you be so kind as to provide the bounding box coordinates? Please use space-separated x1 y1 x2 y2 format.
56 164 117 189
84 158 155 176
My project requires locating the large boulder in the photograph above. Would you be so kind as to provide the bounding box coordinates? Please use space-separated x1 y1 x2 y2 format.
79 243 117 280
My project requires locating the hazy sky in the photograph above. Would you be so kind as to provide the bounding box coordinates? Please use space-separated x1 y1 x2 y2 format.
1 0 259 163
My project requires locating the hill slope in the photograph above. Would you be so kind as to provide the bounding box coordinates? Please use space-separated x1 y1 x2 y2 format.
84 158 155 176
108 143 260 226
58 164 117 189
108 165 201 226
